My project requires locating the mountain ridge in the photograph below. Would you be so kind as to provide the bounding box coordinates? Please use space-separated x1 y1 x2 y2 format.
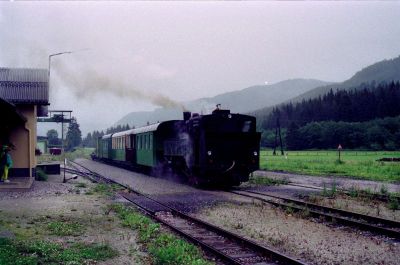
251 55 400 122
115 78 330 127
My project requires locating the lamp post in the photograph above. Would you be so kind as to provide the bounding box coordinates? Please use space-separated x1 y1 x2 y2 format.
48 52 72 75
48 51 72 183
47 49 89 182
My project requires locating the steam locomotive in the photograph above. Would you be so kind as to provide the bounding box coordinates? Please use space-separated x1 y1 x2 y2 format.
93 107 261 187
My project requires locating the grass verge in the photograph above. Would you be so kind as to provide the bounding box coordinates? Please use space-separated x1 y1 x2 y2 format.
86 183 124 196
0 238 118 265
110 204 213 265
249 175 289 186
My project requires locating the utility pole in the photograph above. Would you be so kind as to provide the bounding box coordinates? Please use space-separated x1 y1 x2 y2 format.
278 118 284 156
273 117 284 156
273 125 278 156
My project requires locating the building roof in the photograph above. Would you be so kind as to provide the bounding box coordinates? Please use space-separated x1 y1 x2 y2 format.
0 68 49 105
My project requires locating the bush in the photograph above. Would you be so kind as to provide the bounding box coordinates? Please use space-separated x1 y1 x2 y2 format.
35 169 48 181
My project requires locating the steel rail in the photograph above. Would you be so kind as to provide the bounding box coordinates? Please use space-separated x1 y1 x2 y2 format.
231 189 400 240
283 182 400 202
69 160 308 265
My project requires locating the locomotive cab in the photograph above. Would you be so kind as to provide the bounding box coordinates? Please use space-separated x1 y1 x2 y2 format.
187 108 261 186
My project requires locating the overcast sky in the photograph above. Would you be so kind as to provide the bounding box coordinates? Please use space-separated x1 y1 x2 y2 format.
1 1 400 135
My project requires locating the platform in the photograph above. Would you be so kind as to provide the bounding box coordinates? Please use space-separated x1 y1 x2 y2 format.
37 161 61 174
0 177 34 192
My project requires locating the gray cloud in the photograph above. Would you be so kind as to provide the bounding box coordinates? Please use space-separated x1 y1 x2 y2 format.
1 1 399 135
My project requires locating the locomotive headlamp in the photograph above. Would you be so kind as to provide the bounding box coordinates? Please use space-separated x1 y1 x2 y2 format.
253 151 258 156
207 151 212 156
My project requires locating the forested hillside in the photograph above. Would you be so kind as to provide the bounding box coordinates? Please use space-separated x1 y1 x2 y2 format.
263 82 400 129
261 82 400 150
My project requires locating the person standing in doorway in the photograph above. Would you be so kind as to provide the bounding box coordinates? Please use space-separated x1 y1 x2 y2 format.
0 145 13 183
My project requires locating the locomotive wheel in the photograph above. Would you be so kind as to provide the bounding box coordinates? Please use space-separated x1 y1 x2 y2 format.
188 175 201 187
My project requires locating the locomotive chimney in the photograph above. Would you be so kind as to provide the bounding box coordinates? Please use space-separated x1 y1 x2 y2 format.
183 111 191 121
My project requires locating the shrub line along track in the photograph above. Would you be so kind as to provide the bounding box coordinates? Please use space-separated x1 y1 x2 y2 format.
231 189 400 240
66 160 307 265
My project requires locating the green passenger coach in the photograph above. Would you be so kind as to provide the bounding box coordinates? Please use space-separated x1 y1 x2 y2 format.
135 124 158 167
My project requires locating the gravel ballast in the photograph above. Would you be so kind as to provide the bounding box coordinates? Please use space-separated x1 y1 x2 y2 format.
195 201 400 265
75 158 233 213
255 170 400 193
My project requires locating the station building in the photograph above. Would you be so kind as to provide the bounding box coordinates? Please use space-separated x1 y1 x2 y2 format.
0 68 49 182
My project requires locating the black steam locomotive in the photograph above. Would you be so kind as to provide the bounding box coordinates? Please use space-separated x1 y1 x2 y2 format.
94 107 261 187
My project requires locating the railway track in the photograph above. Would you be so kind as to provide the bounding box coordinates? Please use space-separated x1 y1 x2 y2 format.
231 189 400 240
282 182 400 202
66 160 307 265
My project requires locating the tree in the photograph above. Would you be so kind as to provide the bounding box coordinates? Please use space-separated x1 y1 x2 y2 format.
66 117 82 151
286 122 301 150
46 129 60 146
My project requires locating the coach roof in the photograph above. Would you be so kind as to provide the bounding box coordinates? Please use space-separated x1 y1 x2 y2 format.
112 123 161 138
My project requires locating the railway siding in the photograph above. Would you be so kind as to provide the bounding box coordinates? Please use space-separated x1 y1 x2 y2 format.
71 158 400 265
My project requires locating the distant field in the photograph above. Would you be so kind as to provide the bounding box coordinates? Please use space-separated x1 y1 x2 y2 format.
37 147 95 163
260 150 400 182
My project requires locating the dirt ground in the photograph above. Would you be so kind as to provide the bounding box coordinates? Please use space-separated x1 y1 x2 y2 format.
0 174 149 265
194 200 400 265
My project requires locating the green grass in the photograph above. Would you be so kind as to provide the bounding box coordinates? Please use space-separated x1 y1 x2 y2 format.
47 221 85 236
0 238 118 265
75 182 87 188
35 168 48 181
249 175 289 186
260 150 400 182
87 183 123 196
37 147 95 163
110 204 213 265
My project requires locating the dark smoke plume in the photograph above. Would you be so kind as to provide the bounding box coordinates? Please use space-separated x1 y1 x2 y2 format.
52 60 185 110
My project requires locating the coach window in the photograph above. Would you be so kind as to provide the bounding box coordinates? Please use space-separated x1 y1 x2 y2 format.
149 134 153 149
